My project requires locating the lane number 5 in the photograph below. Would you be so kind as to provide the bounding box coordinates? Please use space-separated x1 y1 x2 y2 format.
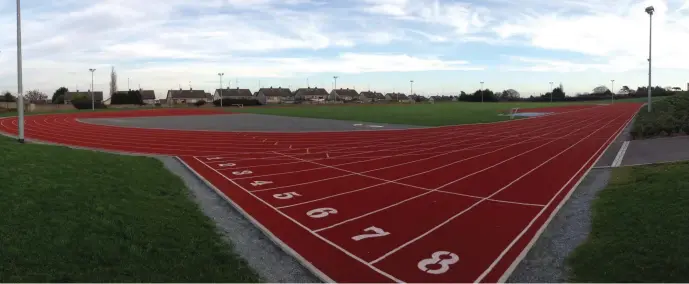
351 226 390 241
417 251 459 275
273 192 301 199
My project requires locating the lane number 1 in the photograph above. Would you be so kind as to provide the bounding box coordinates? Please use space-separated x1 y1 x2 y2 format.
351 226 390 241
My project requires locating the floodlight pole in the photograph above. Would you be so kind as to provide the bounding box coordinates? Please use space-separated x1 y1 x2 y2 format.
218 72 224 107
646 6 654 112
410 80 414 100
480 81 484 102
89 68 96 110
333 76 338 89
16 0 25 143
611 79 615 104
549 81 554 102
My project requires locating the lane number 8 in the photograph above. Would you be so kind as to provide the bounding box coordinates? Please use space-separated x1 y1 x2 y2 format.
417 251 459 275
306 208 337 218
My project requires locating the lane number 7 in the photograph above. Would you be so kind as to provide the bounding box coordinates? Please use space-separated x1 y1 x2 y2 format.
352 226 390 241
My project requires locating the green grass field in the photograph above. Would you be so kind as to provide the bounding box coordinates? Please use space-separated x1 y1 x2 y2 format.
229 98 655 126
0 136 258 282
567 162 689 282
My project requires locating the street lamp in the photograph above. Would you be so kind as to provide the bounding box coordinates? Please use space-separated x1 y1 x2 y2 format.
16 0 25 143
549 81 554 102
333 76 338 89
218 72 224 107
611 79 615 104
480 81 484 102
89 68 96 110
410 80 414 101
646 5 654 112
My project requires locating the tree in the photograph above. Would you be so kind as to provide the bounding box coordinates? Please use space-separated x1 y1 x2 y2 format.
1 91 16 102
24 90 48 102
52 87 68 104
109 66 118 98
551 87 566 99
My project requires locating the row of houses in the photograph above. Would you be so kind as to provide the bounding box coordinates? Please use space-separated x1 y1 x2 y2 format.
62 87 413 105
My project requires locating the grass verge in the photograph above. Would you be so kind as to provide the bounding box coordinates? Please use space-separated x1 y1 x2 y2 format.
567 162 689 282
0 136 258 282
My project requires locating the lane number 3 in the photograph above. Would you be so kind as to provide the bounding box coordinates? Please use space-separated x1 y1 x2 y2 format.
351 226 390 241
307 208 337 218
232 170 252 175
417 251 459 275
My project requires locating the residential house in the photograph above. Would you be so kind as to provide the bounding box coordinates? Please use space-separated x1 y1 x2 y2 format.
140 90 156 104
213 88 254 101
359 91 384 102
328 88 359 102
385 92 409 102
295 87 329 102
257 87 293 104
63 90 104 104
165 88 208 105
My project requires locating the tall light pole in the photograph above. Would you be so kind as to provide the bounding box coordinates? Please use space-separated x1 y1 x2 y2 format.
89 68 96 110
333 76 338 89
480 81 484 102
645 5 654 112
611 79 615 104
16 0 25 143
218 72 224 107
410 80 414 101
549 81 554 102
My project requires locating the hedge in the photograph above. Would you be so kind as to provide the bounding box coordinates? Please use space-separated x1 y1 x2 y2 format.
71 98 107 110
213 98 261 106
630 94 689 139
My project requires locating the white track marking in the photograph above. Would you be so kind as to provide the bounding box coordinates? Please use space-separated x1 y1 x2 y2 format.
485 107 641 283
611 141 630 167
190 157 403 282
368 111 626 265
352 226 390 241
271 115 605 212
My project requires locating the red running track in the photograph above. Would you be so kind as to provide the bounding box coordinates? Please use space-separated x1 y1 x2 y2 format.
0 104 642 282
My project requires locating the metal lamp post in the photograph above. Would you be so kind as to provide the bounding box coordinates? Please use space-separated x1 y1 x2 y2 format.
480 81 484 102
410 80 414 100
611 79 615 104
549 81 554 102
16 0 25 143
218 72 224 107
646 5 654 112
89 68 96 110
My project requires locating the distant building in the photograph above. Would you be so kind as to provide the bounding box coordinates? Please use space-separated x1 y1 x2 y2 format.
329 88 359 102
165 88 207 105
257 87 293 104
294 87 328 102
385 92 409 102
213 88 253 101
359 91 384 102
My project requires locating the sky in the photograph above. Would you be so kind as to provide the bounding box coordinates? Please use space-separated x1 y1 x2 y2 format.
1 0 688 99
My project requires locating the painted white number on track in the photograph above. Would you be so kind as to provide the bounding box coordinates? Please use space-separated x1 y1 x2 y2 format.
306 208 337 218
206 157 223 160
218 163 236 167
250 181 273 186
232 170 253 176
273 192 301 199
351 226 390 241
417 251 459 275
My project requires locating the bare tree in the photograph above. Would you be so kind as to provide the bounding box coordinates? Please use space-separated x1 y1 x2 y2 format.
24 90 48 102
109 66 118 98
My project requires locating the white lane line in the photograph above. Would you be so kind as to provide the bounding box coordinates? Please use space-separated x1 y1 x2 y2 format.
368 111 625 266
489 106 642 283
611 141 630 167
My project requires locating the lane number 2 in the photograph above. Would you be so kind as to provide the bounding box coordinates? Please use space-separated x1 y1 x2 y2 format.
307 208 337 218
351 226 390 241
232 170 252 176
273 192 301 199
417 251 459 275
250 181 273 186
218 163 236 167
